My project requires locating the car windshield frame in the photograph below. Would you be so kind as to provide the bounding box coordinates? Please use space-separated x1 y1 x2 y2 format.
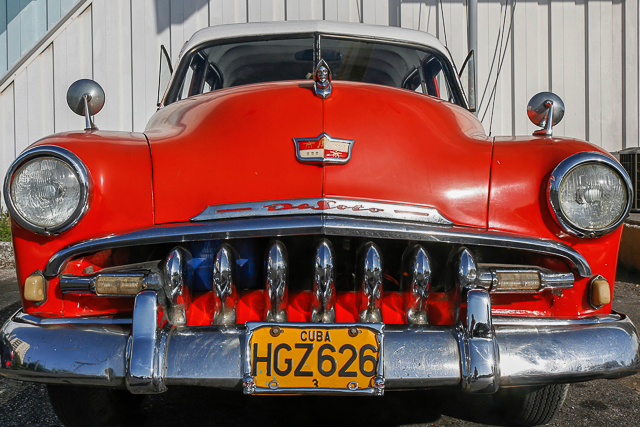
163 32 467 109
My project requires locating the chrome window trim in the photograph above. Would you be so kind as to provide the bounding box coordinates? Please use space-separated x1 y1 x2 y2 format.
44 215 591 278
548 151 633 238
3 145 91 236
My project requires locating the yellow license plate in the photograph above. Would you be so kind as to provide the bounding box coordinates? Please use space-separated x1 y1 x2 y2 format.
246 323 383 394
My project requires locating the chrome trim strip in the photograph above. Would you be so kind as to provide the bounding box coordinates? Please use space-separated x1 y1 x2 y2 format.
492 313 622 326
191 198 452 225
44 216 592 278
548 151 633 238
15 311 133 326
3 145 91 236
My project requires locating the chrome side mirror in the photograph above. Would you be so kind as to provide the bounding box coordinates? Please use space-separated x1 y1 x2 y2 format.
66 79 105 131
527 92 565 137
459 50 476 112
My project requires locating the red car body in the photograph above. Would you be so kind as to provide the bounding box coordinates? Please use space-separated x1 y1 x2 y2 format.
1 20 637 427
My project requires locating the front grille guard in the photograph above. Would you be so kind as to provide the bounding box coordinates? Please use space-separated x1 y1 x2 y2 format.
45 215 592 278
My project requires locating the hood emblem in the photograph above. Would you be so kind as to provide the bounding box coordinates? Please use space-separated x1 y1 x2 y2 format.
293 133 354 165
314 59 332 99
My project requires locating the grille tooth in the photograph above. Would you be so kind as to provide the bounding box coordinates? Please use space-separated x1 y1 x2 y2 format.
358 242 383 323
456 247 478 291
311 239 336 323
264 241 288 322
405 245 432 325
162 247 191 326
212 244 237 325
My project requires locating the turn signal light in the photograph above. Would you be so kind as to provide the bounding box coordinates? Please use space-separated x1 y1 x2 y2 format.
24 271 45 302
95 275 144 295
590 276 611 308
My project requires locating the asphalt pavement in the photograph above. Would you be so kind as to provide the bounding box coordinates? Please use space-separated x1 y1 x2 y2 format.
1 268 640 427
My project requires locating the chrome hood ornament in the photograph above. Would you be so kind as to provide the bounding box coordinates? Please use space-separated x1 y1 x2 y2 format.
314 59 332 99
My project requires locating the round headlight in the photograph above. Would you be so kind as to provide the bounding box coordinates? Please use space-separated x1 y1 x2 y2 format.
548 152 632 238
3 146 90 235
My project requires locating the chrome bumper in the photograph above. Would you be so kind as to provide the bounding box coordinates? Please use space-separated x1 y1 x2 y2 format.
1 289 639 395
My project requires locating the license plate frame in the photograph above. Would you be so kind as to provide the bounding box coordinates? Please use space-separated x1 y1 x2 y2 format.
243 322 385 396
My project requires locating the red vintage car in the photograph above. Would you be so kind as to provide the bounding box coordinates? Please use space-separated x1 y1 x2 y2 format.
1 21 638 427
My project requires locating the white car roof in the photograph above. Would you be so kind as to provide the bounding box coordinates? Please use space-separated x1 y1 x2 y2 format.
180 21 454 65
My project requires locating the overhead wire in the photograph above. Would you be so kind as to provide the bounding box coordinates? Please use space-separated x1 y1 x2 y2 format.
482 0 518 136
439 0 449 48
477 0 509 113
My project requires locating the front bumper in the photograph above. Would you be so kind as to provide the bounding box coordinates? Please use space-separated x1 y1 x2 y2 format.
1 289 639 395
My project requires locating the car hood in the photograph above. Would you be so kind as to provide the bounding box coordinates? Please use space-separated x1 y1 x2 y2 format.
145 81 492 228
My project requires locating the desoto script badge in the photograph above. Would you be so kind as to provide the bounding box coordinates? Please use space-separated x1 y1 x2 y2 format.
293 133 355 165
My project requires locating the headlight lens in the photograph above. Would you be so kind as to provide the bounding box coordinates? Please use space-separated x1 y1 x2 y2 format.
3 146 90 235
549 152 632 238
11 158 81 227
558 164 627 229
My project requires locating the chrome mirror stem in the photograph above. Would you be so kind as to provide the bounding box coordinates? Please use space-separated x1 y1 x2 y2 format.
82 94 98 131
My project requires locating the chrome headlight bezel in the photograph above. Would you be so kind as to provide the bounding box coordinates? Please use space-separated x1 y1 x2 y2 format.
548 151 633 238
3 145 91 235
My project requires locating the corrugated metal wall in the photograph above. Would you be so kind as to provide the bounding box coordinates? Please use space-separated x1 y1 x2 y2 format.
0 0 639 182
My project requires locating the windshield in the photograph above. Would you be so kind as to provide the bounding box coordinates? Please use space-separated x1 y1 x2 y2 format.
167 34 461 106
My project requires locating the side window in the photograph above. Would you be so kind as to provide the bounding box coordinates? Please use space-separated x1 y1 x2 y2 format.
423 57 456 103
179 66 195 101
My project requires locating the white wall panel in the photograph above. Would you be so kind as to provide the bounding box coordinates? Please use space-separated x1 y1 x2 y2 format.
362 0 388 25
325 0 361 23
624 0 639 148
550 0 586 140
92 0 133 131
286 0 323 21
12 69 29 153
132 0 170 132
0 84 15 208
170 0 209 61
25 44 54 144
477 0 513 137
209 0 247 25
0 84 15 178
53 4 92 133
400 1 436 33
247 0 285 22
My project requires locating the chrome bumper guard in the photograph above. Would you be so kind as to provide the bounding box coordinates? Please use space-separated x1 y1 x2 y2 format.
1 289 639 394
